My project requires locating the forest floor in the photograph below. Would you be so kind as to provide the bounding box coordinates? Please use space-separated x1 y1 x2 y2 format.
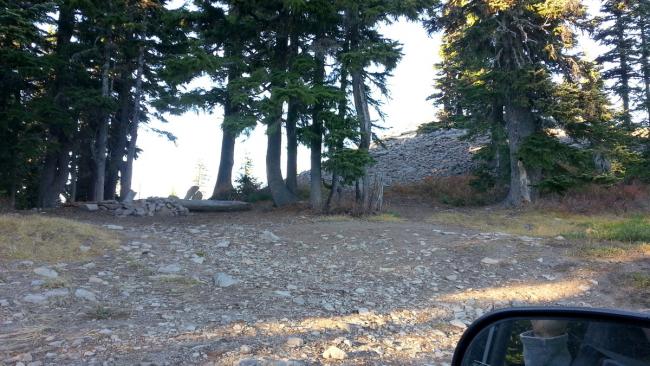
1 201 649 366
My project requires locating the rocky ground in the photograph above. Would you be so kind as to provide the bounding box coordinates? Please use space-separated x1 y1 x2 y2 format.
1 205 648 366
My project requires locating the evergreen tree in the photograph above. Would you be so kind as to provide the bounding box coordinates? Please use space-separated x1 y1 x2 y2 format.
594 0 638 128
435 0 616 205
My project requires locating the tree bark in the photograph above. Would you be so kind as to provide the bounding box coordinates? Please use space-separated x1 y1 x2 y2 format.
266 110 297 206
265 31 297 206
309 47 326 210
105 71 134 200
92 31 112 202
38 2 75 208
351 69 372 211
285 98 299 194
212 126 236 199
120 45 145 200
504 103 537 206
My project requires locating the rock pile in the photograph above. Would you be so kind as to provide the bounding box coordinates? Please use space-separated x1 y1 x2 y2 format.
299 128 488 187
76 197 189 217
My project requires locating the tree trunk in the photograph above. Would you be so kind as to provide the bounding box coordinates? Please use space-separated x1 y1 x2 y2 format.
38 2 75 208
92 34 112 202
105 72 133 200
504 103 537 206
212 127 236 199
265 31 296 207
120 45 145 200
351 70 372 211
266 111 297 206
285 98 299 194
309 44 326 210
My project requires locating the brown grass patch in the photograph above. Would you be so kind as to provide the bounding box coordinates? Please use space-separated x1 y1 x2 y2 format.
387 175 504 207
537 181 650 214
0 214 119 262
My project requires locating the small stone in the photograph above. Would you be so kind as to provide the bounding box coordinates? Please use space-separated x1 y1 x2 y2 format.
274 290 291 297
480 257 500 265
0 299 9 307
450 319 467 329
356 307 370 315
191 256 205 264
260 230 280 243
74 288 97 302
445 274 458 281
286 337 304 348
240 345 252 354
23 294 47 304
79 245 91 253
322 346 347 360
104 224 124 230
214 272 240 287
216 240 230 248
158 264 181 274
34 267 59 278
554 235 566 241
82 203 99 211
292 296 306 306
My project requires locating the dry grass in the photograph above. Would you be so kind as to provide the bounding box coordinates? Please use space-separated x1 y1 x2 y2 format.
367 212 404 223
432 209 650 240
316 215 354 222
573 243 650 260
429 209 621 237
0 214 119 262
538 181 650 214
388 175 504 207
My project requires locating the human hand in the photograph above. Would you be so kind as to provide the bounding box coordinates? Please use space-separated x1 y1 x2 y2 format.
531 320 568 338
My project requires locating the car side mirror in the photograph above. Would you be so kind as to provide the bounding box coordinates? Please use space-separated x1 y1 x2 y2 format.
451 307 650 366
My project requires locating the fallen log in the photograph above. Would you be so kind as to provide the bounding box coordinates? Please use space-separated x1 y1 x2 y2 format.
176 199 252 212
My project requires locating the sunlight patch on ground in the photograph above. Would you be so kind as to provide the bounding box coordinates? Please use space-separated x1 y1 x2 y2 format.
437 279 591 303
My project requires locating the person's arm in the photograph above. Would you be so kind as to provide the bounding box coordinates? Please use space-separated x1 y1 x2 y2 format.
520 320 572 366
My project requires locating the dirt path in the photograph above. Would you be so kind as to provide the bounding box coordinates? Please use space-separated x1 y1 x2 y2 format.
1 206 648 365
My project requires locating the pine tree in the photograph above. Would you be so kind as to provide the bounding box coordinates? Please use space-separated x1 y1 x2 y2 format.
435 0 612 205
594 0 638 128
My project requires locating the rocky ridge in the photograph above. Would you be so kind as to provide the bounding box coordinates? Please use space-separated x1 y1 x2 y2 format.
299 128 488 187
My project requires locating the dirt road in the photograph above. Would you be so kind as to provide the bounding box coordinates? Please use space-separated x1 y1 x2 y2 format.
1 206 647 365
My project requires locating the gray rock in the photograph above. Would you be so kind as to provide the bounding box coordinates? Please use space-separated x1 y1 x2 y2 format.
23 294 48 304
445 274 458 281
216 240 231 248
0 299 9 307
82 203 99 211
450 319 467 329
33 267 59 279
214 272 240 287
158 264 181 274
260 230 280 243
184 186 200 200
286 337 304 348
322 345 347 360
480 257 500 265
104 224 124 230
74 288 97 302
44 289 69 298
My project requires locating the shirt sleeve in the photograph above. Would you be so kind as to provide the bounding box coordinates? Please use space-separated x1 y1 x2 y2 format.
520 330 572 366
